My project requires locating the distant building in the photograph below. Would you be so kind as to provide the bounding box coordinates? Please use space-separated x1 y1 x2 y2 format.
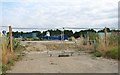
22 33 37 38
40 36 68 40
46 31 50 36
32 33 37 38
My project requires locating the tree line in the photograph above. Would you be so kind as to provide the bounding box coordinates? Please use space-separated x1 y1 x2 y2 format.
9 28 119 38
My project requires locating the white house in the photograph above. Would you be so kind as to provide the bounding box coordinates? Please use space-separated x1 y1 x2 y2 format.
46 31 50 36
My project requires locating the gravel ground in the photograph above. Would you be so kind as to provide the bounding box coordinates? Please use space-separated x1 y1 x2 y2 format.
7 51 118 73
7 41 118 73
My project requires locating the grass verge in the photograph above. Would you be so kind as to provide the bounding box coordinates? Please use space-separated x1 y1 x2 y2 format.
1 38 26 75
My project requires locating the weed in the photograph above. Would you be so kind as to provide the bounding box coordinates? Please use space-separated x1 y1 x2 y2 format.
2 36 25 74
105 47 118 59
0 65 2 74
93 51 102 57
2 64 8 74
8 59 15 66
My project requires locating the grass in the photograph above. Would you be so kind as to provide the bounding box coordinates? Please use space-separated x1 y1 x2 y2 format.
8 59 15 66
1 53 25 74
92 45 119 60
1 37 25 74
1 64 7 75
105 47 119 59
1 59 15 74
0 65 2 74
45 43 77 50
76 32 119 60
93 51 102 57
22 38 41 41
2 36 9 64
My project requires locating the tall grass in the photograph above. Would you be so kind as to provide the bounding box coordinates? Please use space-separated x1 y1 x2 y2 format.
77 32 119 60
2 36 10 64
94 32 119 59
1 36 25 74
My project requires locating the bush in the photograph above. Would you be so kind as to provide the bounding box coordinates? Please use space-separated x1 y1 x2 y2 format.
13 39 20 50
0 65 2 74
93 51 102 57
2 37 25 74
2 64 8 74
68 37 76 41
108 32 118 46
83 40 87 45
105 47 118 59
8 59 15 66
13 38 26 52
22 38 41 41
32 38 40 41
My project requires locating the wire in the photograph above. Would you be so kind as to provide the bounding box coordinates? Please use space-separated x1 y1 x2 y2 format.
0 26 9 27
64 27 119 30
12 27 63 30
0 26 119 30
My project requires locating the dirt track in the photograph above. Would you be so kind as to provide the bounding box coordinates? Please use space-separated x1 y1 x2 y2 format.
7 41 118 73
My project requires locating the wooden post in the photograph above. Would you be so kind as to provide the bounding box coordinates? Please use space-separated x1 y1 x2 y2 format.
104 27 107 46
0 25 1 37
9 26 13 53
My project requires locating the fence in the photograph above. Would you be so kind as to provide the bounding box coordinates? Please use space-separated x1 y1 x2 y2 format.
0 25 119 64
0 26 14 64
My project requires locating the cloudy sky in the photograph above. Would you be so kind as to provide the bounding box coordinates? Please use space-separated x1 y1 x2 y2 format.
0 0 119 31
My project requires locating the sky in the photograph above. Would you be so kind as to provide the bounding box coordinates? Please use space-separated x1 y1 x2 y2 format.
0 0 119 31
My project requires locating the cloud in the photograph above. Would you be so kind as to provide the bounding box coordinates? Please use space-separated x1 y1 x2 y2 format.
1 0 119 31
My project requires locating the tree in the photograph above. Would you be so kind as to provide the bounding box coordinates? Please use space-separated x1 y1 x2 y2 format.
73 32 80 38
64 30 73 37
98 28 111 32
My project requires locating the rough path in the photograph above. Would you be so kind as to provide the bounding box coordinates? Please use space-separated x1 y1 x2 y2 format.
7 51 118 73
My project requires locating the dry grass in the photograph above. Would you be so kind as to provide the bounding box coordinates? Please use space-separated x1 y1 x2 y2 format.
2 37 15 64
45 43 77 50
1 36 25 74
2 37 9 64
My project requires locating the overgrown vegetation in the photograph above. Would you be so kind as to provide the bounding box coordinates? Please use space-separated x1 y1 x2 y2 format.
93 51 102 57
1 37 25 74
75 31 119 60
22 38 41 41
93 32 119 60
105 47 118 59
0 65 2 74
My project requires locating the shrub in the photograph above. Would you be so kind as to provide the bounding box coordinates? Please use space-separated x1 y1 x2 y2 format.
105 47 118 59
0 65 2 74
2 64 8 74
68 37 76 41
32 38 40 41
107 32 118 46
93 51 102 57
8 59 15 66
13 39 20 50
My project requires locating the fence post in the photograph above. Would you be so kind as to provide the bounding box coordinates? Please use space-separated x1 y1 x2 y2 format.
9 26 13 53
104 27 107 46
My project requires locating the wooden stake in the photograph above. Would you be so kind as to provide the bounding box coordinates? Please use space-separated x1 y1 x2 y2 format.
9 26 13 53
104 27 107 46
0 25 1 37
